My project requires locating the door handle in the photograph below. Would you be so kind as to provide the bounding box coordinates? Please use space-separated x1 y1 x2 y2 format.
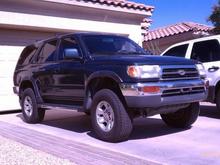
208 66 219 72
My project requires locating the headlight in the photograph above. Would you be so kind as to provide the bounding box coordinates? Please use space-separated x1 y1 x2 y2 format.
127 65 161 79
196 64 206 78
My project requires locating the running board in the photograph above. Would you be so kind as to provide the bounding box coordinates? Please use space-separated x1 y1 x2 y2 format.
39 103 84 112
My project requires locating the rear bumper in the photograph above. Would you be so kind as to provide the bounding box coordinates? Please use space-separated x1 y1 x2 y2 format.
120 79 208 108
13 86 19 95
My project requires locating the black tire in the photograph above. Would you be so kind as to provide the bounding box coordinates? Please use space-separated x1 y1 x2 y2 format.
91 89 133 142
216 88 220 111
160 102 200 128
84 111 90 116
21 88 45 123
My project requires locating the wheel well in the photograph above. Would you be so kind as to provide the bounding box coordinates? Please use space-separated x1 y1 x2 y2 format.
19 80 34 97
86 77 127 108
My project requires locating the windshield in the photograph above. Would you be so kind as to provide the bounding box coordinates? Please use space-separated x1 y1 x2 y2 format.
82 35 146 56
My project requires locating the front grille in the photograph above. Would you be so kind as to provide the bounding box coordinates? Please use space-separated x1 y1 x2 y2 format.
162 86 205 97
161 66 199 81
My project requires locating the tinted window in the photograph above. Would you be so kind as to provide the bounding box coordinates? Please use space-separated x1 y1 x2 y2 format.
82 35 145 56
191 39 220 62
58 37 81 60
37 40 58 63
18 45 37 65
163 44 188 57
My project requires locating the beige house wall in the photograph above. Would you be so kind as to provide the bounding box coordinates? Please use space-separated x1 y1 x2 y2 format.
0 0 149 44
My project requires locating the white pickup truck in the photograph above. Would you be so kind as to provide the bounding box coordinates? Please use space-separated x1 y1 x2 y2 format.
161 35 220 111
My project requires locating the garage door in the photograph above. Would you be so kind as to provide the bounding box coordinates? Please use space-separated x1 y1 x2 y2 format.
0 46 24 110
0 28 57 111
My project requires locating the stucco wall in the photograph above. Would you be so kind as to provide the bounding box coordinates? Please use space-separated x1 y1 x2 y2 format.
0 0 148 45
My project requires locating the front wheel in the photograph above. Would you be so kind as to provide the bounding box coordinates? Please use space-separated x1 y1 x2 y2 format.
91 89 133 142
21 88 45 123
160 102 200 128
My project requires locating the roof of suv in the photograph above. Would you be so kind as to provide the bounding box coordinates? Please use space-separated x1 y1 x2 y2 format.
32 32 122 47
167 34 220 48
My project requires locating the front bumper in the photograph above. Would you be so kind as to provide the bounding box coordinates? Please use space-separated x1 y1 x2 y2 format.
120 79 208 108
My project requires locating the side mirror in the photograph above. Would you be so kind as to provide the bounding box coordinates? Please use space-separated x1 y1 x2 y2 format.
64 48 81 60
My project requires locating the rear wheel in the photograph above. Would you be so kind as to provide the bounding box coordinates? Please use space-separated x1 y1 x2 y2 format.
91 89 133 142
21 88 45 123
160 102 200 128
216 88 220 112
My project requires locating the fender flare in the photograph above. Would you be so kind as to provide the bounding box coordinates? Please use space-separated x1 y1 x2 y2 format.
86 71 123 87
19 77 43 104
84 71 123 110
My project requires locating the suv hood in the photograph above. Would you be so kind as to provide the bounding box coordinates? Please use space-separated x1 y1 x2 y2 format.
91 55 197 65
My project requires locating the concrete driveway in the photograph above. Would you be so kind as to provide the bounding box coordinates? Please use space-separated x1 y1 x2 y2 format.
0 102 220 165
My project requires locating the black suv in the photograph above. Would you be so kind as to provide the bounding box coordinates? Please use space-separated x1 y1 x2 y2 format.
13 33 208 142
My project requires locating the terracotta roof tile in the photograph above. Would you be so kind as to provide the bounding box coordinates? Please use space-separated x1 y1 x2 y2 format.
144 22 213 41
80 0 154 12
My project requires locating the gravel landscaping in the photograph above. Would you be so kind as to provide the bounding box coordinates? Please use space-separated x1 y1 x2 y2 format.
0 136 75 165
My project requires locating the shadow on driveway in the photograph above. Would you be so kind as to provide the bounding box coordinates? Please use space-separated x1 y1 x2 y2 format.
199 104 220 119
0 109 21 115
16 111 188 141
130 118 188 140
87 117 189 141
17 112 92 133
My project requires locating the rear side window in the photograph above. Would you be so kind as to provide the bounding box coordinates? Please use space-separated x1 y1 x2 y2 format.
37 40 58 63
163 44 188 57
191 39 220 62
17 46 37 66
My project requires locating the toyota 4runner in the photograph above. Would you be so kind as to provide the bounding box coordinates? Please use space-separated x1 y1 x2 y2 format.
13 33 208 142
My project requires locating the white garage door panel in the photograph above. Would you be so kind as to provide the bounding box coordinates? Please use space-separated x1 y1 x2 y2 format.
0 46 23 110
0 61 17 78
0 29 57 111
0 60 18 95
0 78 15 95
0 46 23 91
0 46 23 76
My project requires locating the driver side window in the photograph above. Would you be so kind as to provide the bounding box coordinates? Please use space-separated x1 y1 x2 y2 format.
58 37 81 60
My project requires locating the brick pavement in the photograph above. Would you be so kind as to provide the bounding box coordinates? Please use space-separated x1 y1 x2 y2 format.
0 121 160 165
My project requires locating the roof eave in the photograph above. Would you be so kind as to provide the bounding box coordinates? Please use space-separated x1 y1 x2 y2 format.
41 0 153 16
